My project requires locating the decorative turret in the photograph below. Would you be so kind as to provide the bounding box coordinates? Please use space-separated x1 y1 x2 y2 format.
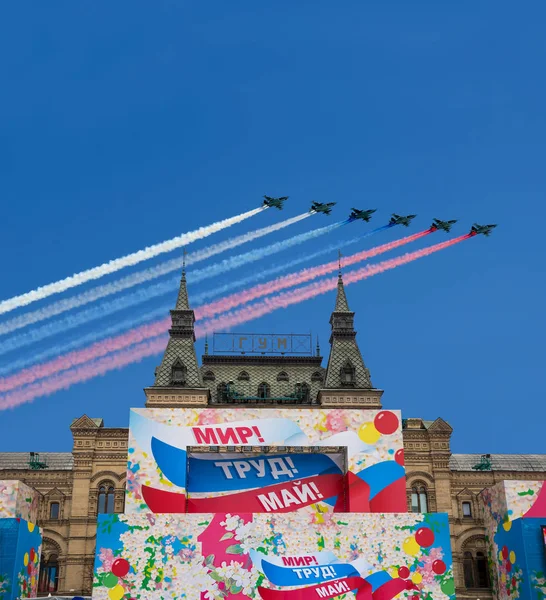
144 254 209 407
318 256 382 408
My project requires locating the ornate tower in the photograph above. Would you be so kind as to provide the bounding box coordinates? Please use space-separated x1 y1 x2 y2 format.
144 264 209 408
318 269 383 408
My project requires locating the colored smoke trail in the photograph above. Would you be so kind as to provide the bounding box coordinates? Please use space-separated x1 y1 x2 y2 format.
0 336 170 410
0 219 345 356
0 206 266 316
0 223 389 374
0 212 313 336
0 235 467 403
196 229 431 319
196 234 471 334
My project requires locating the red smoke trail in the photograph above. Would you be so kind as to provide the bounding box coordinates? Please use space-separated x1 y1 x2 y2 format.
0 234 468 408
194 234 470 335
0 230 428 393
196 229 431 319
0 336 169 410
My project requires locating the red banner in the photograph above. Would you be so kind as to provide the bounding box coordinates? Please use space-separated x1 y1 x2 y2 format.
258 576 407 600
187 474 345 513
258 576 372 600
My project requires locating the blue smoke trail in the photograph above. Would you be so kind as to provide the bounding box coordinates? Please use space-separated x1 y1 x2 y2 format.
0 224 391 365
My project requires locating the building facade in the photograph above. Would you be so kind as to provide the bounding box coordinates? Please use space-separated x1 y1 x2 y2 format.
0 269 544 598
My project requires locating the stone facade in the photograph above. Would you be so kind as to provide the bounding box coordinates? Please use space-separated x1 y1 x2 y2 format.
0 271 544 597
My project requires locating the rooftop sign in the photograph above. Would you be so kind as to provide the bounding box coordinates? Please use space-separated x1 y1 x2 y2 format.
212 332 312 355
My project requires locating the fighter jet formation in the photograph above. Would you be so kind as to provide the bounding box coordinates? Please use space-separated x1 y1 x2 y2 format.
430 218 458 233
389 213 417 227
262 196 496 235
469 223 497 237
263 195 289 210
348 208 376 222
310 201 336 215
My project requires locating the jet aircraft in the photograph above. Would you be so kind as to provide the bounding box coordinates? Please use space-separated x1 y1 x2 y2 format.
389 213 417 227
263 195 288 210
469 223 497 237
348 208 377 222
310 201 336 215
430 218 458 233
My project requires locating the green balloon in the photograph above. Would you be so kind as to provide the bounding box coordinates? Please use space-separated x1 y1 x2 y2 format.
441 578 455 596
101 572 119 588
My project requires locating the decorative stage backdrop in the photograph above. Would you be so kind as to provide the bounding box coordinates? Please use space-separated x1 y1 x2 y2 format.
127 408 406 514
0 518 42 600
481 480 546 600
92 511 454 600
0 480 39 523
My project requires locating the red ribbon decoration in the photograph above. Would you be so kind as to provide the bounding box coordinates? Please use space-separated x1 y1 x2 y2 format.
258 576 407 600
141 485 186 513
187 474 345 513
258 576 372 600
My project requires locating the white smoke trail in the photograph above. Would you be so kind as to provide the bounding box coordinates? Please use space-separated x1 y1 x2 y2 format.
0 220 345 356
0 212 311 336
0 206 266 316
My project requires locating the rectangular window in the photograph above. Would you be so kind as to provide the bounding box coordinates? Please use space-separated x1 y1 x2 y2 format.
49 502 60 519
462 501 472 517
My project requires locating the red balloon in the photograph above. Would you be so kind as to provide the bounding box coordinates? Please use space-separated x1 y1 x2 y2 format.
111 558 130 577
374 411 399 435
511 577 516 587
502 546 509 559
415 527 435 548
27 564 32 575
405 580 416 590
395 448 405 466
29 548 35 561
398 566 410 579
506 561 512 573
432 560 446 575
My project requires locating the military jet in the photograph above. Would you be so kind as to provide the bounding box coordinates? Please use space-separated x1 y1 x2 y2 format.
430 218 458 233
348 208 377 223
469 223 497 237
310 201 336 215
389 213 417 227
263 195 289 210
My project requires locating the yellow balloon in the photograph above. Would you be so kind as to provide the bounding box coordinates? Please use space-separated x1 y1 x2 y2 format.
498 550 503 561
503 520 512 532
108 584 125 600
27 522 35 532
403 536 420 556
509 550 516 564
23 553 29 566
389 566 399 578
358 422 381 445
411 572 423 584
501 573 506 583
31 576 35 587
34 552 39 564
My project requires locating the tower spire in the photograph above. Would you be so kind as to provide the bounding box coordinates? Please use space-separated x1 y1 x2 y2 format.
151 253 203 389
323 268 372 389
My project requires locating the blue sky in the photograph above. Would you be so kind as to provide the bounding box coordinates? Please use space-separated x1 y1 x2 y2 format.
1 2 545 454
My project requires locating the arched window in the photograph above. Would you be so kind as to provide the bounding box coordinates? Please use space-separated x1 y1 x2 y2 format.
49 502 60 520
277 372 289 382
203 370 215 382
462 501 472 517
463 551 475 588
257 382 270 399
171 360 187 384
462 539 490 589
238 371 250 381
311 371 323 382
340 360 355 386
98 485 115 514
411 485 428 513
217 382 228 403
38 554 59 593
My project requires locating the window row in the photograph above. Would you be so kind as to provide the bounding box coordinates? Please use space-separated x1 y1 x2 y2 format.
203 371 324 383
216 382 312 402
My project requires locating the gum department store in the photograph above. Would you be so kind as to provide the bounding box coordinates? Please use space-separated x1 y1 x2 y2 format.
1 268 544 598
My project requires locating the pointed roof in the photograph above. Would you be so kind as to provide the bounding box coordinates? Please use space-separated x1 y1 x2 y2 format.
334 273 350 312
175 269 190 309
